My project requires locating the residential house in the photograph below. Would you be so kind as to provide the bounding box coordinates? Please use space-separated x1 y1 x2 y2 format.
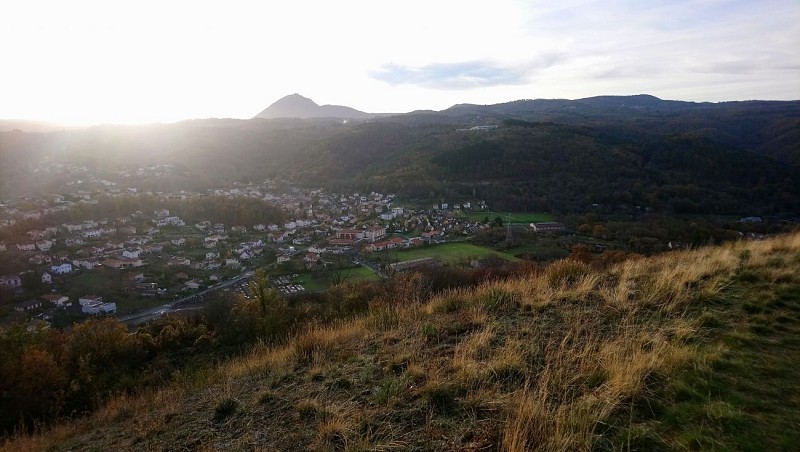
62 223 85 233
0 242 6 252
27 229 47 240
364 226 387 242
41 272 52 284
82 299 117 315
100 258 125 269
0 274 22 289
36 240 53 252
225 258 241 269
168 257 191 266
142 243 163 254
122 248 141 259
15 300 42 312
16 243 36 252
79 295 103 306
28 254 52 265
50 263 73 275
64 237 85 246
184 279 201 290
365 236 404 252
335 229 362 241
170 237 186 247
73 258 99 270
82 229 102 239
41 294 71 307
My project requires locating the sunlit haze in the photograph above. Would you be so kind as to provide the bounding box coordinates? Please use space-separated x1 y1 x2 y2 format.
2 0 799 125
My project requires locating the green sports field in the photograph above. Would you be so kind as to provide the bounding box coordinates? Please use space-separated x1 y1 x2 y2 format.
385 242 519 264
462 211 553 224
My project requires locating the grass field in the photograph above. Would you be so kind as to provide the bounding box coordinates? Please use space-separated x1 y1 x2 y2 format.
462 211 553 224
293 266 380 292
385 242 519 264
340 266 381 282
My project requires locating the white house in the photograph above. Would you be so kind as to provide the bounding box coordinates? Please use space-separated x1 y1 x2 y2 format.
82 301 117 315
41 272 52 284
17 243 36 252
79 295 103 306
50 263 73 275
36 240 53 252
363 225 387 242
0 274 22 289
122 248 141 259
82 229 102 239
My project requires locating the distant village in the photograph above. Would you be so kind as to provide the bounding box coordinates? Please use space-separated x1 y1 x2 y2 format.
1 163 565 328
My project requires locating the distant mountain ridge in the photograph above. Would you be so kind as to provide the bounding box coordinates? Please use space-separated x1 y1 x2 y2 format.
253 94 372 119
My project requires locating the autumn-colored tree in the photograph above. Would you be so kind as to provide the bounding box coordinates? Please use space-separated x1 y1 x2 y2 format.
568 244 593 265
14 347 67 421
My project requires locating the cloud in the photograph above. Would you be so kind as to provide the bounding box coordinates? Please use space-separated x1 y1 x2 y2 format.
370 55 564 90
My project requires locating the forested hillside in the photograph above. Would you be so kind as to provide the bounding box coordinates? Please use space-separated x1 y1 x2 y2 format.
1 96 798 216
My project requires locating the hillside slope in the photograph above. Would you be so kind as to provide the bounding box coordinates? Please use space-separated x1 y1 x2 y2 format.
6 232 800 451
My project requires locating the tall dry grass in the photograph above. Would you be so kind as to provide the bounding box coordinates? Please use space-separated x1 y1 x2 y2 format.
3 233 798 452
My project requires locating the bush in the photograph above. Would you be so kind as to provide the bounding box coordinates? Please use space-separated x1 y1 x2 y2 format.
213 398 239 421
545 259 591 287
477 287 519 312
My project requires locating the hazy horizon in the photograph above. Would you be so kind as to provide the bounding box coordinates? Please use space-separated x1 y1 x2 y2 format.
2 0 798 125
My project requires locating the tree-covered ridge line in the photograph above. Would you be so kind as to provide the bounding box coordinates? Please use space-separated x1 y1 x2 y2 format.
1 97 798 213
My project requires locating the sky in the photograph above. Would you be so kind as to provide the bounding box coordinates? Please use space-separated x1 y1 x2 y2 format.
1 0 799 125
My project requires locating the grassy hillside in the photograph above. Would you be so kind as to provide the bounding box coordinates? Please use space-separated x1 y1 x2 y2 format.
4 233 800 451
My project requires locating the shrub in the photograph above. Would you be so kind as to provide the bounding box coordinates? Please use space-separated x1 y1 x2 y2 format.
213 398 239 421
476 287 519 312
423 383 461 415
545 259 591 287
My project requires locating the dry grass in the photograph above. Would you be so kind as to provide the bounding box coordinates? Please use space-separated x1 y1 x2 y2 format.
4 233 799 451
